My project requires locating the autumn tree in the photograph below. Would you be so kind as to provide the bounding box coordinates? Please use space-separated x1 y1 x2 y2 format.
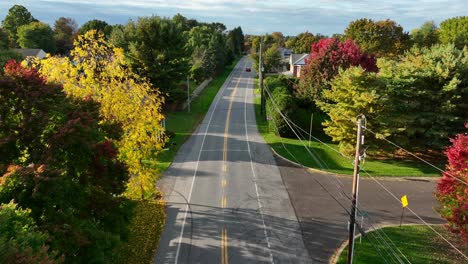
436 131 468 242
410 21 439 48
54 17 78 54
35 30 166 199
344 18 410 56
1 5 37 47
439 16 468 49
318 66 384 154
17 21 56 53
297 38 377 103
263 44 282 73
0 61 131 262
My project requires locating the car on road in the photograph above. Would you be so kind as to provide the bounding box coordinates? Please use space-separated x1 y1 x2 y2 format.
245 67 251 72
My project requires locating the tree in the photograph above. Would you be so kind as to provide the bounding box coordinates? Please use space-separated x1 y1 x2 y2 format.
226 27 244 56
1 5 36 47
0 60 131 263
344 18 410 56
297 38 377 103
436 131 468 242
36 30 167 199
79 19 112 36
317 66 384 154
285 32 322 53
319 44 468 154
411 21 439 48
0 201 61 263
271 31 285 47
0 50 23 73
0 28 9 49
54 17 78 54
439 16 468 49
266 86 297 137
109 16 188 102
17 21 56 53
376 44 468 151
263 44 282 73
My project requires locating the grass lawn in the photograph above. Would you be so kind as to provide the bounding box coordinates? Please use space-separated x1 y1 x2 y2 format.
154 58 240 173
337 225 468 264
253 83 441 177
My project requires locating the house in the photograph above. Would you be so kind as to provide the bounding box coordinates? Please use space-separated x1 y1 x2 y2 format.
289 53 309 78
12 49 47 59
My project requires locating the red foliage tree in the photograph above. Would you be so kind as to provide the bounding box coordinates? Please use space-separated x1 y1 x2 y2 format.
297 38 377 102
436 129 468 242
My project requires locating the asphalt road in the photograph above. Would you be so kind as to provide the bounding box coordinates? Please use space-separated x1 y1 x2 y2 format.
155 57 311 264
275 155 445 263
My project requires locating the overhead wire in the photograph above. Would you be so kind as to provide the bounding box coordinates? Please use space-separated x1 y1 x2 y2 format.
264 84 468 260
262 82 411 263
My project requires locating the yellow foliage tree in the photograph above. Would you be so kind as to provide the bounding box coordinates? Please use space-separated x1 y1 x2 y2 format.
34 30 167 199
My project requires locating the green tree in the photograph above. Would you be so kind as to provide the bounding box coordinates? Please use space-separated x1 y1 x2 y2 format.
0 49 22 73
0 28 9 49
79 19 112 36
17 21 56 53
266 86 297 137
54 17 78 54
1 5 36 47
285 32 322 53
344 18 410 56
439 16 468 49
110 16 188 102
0 201 61 263
263 44 282 72
411 21 439 48
318 66 384 154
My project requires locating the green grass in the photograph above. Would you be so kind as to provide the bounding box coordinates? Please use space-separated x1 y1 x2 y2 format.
337 225 468 264
155 58 240 173
253 84 440 177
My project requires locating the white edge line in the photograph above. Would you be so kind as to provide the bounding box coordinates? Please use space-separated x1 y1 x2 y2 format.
243 70 275 264
174 58 242 264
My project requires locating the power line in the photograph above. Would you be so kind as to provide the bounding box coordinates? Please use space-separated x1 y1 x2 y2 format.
362 125 468 187
263 83 410 263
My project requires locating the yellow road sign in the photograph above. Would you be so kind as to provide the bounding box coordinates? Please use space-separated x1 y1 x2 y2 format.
401 195 408 208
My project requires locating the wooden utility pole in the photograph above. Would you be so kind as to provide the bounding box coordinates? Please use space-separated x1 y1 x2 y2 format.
347 117 364 264
259 37 265 115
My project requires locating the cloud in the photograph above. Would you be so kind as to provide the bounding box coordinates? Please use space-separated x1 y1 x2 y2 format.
0 0 466 35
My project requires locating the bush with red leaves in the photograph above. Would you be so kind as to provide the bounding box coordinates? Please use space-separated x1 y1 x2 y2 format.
436 128 468 242
296 38 377 102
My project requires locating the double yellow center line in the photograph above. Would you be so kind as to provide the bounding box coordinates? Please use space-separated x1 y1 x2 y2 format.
221 228 228 264
221 62 247 264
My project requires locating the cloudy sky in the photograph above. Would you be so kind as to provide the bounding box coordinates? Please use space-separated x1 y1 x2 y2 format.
1 0 466 35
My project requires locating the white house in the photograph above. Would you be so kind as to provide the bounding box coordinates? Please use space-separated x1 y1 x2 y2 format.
289 53 309 77
12 48 47 59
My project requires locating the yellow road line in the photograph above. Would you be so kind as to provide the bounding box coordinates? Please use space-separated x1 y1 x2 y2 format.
222 179 227 188
221 228 229 264
223 63 246 171
221 196 227 208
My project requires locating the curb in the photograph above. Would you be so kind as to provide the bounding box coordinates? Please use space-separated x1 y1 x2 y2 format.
269 146 439 182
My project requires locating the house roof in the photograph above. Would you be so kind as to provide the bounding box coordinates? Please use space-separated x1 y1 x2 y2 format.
12 48 46 58
290 53 309 66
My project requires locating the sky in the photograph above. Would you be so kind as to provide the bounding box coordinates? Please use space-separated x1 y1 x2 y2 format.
0 0 467 36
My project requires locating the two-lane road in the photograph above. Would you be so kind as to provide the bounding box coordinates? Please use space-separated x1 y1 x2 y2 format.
155 57 311 264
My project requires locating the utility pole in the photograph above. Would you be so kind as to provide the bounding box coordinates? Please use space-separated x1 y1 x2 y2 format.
347 117 364 264
187 75 190 113
259 37 265 115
